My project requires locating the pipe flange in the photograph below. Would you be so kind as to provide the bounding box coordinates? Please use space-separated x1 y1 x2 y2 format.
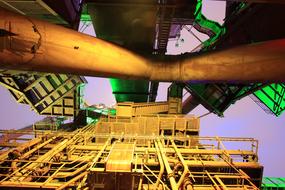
183 177 193 190
167 172 175 179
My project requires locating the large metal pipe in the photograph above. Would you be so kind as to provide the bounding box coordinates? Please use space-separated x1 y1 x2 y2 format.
1 8 285 82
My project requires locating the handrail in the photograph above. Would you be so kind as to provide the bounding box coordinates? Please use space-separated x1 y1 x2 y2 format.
143 163 170 190
157 139 178 190
154 141 165 189
170 140 195 188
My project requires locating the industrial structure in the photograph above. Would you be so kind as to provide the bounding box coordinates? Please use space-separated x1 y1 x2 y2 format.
0 0 285 189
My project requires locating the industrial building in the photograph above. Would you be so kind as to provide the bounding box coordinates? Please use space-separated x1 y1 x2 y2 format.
0 0 285 189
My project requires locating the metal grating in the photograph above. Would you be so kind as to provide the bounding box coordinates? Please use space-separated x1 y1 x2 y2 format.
0 71 86 117
184 83 265 116
253 84 285 117
262 177 285 189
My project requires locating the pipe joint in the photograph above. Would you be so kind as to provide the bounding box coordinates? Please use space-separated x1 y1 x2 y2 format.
167 172 175 179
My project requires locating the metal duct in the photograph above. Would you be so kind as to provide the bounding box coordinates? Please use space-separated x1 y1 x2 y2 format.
1 8 285 82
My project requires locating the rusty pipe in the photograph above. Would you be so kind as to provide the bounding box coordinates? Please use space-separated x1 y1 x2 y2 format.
157 140 178 190
11 138 70 182
57 171 88 190
0 8 151 80
170 140 195 188
154 141 165 189
0 137 42 163
19 137 56 159
1 8 285 82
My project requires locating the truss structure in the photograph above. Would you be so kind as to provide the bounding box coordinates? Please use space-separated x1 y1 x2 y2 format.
0 70 86 117
0 114 263 190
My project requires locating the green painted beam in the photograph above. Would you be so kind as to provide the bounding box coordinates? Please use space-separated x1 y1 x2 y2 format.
80 3 92 21
80 14 92 21
253 84 285 116
194 0 226 48
109 79 149 102
184 83 264 116
262 177 285 189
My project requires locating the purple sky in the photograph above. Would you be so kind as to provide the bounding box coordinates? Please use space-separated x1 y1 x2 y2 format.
0 0 284 177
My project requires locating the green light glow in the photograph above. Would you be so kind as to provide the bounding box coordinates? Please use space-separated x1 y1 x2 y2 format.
238 2 247 10
77 83 86 109
193 1 285 117
80 14 92 21
87 117 97 124
109 79 149 102
80 4 91 21
109 109 116 115
194 0 226 48
254 84 285 116
84 107 116 116
262 177 285 189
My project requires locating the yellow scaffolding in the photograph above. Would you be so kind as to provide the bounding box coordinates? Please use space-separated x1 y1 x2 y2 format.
0 116 262 190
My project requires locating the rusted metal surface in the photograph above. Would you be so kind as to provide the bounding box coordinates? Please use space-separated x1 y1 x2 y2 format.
1 8 285 82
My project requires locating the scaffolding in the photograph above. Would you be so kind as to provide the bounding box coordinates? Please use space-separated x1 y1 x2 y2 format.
0 114 263 190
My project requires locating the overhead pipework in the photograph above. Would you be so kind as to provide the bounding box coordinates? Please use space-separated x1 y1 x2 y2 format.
0 1 284 189
1 8 285 82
